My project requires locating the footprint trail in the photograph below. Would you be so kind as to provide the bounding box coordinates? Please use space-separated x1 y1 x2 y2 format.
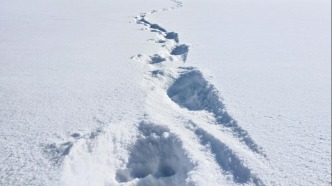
41 1 274 185
129 0 272 185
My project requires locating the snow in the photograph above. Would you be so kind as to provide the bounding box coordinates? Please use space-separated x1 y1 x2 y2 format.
0 0 169 184
150 0 331 185
0 0 330 185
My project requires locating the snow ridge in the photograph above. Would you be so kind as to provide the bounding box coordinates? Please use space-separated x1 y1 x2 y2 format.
42 1 274 185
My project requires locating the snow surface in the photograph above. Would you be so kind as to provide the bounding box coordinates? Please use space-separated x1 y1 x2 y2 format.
0 0 330 185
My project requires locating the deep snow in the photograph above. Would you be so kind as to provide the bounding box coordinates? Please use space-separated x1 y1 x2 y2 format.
0 0 330 185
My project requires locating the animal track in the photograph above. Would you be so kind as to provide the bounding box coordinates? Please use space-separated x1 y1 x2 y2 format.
167 70 221 112
150 70 165 77
165 32 179 43
150 54 166 64
131 54 166 64
136 17 167 33
170 44 189 56
43 142 73 165
130 1 268 184
116 122 194 185
150 23 167 32
42 128 103 165
194 126 263 185
170 44 189 61
167 69 264 155
134 11 188 63
48 1 269 185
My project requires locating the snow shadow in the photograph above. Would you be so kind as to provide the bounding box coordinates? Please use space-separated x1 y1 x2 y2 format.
151 70 165 77
131 54 166 64
167 69 263 155
137 17 167 33
42 142 73 165
116 122 194 186
42 128 103 165
150 24 167 32
170 44 189 61
150 54 166 64
165 32 179 43
195 127 263 185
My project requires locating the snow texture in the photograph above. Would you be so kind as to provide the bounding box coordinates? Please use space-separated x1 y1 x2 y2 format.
0 0 330 185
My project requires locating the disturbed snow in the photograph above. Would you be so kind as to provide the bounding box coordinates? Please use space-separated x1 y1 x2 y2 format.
0 0 330 185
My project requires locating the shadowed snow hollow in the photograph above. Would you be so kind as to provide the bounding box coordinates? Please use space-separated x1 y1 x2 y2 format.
167 70 263 155
116 122 194 186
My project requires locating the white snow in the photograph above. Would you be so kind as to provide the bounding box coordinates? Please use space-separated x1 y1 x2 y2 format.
0 0 330 185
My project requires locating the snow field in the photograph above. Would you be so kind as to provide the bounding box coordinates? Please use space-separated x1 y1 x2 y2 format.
1 0 330 185
53 1 277 185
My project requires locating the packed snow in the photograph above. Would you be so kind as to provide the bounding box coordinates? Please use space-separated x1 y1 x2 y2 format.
0 0 330 185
